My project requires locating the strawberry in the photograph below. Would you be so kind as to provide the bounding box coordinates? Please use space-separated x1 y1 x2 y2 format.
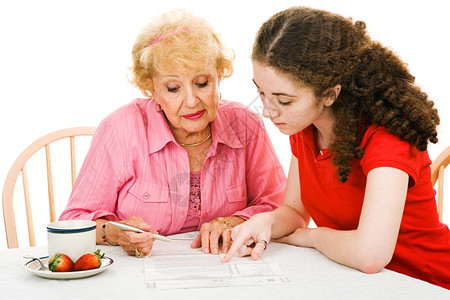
48 253 74 272
74 249 105 271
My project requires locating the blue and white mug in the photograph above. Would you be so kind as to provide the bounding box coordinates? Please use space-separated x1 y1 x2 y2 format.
47 220 96 262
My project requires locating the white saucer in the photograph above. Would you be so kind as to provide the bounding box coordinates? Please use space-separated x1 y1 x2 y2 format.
24 256 113 279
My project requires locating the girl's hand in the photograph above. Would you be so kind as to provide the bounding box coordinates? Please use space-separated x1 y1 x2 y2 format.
221 212 273 263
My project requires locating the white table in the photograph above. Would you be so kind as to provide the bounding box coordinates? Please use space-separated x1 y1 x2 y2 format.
2 237 449 299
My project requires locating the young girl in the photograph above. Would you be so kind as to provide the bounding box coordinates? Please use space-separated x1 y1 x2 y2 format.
223 6 450 289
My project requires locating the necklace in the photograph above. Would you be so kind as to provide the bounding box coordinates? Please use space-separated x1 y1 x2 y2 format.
178 133 212 147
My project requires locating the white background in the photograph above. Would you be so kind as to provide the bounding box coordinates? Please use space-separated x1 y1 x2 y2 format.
1 0 449 248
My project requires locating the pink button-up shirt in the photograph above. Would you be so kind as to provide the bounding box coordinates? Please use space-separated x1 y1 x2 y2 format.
59 98 286 235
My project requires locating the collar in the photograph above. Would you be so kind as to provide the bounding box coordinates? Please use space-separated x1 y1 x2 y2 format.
300 125 315 152
145 99 243 155
300 125 331 159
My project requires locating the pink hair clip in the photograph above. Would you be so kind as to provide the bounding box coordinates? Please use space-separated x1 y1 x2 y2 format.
149 28 195 46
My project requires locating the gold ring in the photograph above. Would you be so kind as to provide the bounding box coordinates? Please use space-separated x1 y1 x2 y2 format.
135 248 144 258
257 239 268 250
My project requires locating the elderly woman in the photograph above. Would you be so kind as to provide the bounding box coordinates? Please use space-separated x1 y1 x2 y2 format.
59 10 286 258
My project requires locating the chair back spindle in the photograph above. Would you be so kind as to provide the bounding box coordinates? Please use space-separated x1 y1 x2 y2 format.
2 127 96 248
430 146 450 222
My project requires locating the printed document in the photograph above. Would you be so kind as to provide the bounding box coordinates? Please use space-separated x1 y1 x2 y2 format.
144 233 289 289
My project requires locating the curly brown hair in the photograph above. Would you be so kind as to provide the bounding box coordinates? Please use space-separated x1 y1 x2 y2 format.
252 6 440 182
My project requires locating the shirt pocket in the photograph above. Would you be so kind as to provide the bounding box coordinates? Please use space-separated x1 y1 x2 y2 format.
128 179 169 203
226 181 247 203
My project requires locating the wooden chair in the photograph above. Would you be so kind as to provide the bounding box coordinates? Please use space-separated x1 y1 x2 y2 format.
2 127 96 248
430 146 450 222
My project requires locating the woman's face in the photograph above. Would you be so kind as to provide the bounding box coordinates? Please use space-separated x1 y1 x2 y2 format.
252 61 331 135
152 65 220 137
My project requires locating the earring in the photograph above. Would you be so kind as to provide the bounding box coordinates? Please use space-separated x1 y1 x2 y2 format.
155 102 163 113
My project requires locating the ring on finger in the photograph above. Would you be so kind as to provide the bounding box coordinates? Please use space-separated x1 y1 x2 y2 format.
257 239 268 250
135 248 144 258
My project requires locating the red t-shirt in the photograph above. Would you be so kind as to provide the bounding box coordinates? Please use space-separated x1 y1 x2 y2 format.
290 124 450 289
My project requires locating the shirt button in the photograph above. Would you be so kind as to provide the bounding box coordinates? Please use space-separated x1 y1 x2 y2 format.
143 192 150 199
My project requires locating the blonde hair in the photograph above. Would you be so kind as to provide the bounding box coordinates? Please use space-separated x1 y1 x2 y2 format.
130 10 234 97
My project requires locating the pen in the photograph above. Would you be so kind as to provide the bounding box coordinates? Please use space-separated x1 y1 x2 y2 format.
107 221 174 243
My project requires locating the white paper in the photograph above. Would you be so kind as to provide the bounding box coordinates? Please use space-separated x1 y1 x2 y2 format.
144 237 289 289
165 231 200 240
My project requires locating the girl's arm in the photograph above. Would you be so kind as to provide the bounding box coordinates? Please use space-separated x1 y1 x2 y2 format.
277 166 408 273
222 155 310 262
270 155 310 238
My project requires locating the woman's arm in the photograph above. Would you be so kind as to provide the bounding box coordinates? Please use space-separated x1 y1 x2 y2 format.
277 166 408 273
96 216 156 257
59 120 126 221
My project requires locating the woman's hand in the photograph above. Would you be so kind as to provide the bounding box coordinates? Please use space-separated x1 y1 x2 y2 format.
107 216 155 257
221 212 273 263
191 216 244 254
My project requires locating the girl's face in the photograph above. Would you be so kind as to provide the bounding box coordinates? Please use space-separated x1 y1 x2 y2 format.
151 65 220 137
252 61 333 135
